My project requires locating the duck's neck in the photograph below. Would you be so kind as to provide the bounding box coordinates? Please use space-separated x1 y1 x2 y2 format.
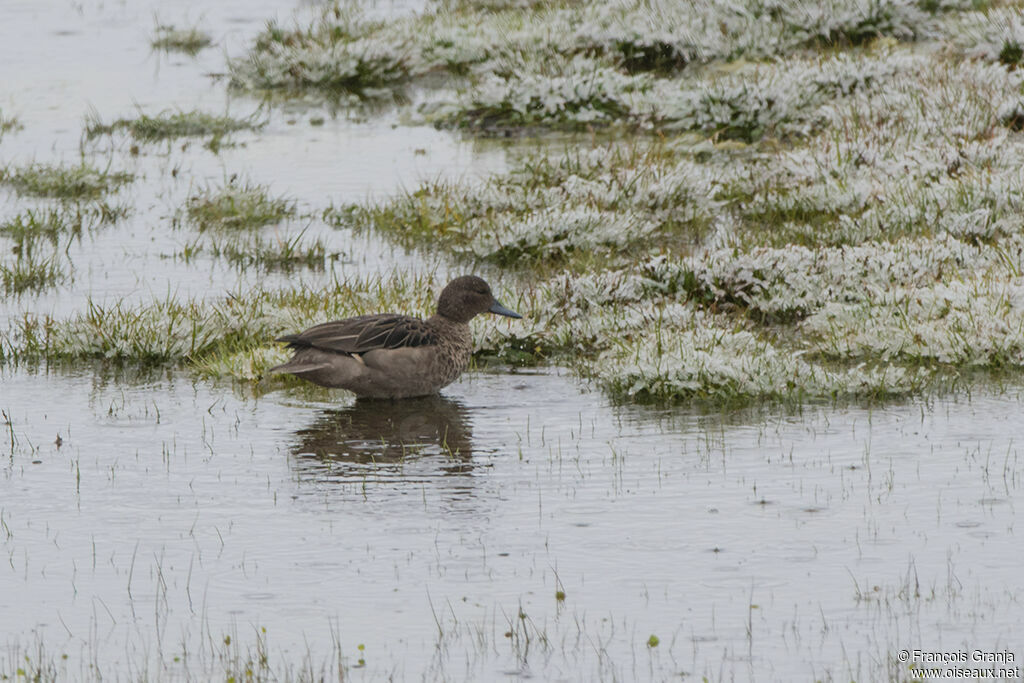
428 313 472 344
428 313 469 330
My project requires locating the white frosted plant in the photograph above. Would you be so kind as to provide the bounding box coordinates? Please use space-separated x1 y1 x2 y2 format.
436 54 649 130
481 269 927 402
226 6 421 94
414 5 578 73
729 139 1024 246
645 232 1024 319
646 50 907 140
466 206 658 261
832 58 1024 138
786 0 936 46
803 274 1024 366
593 303 922 401
710 54 1024 246
470 266 929 402
570 0 717 67
229 36 411 94
427 22 993 136
343 142 722 262
947 6 1024 66
226 0 989 130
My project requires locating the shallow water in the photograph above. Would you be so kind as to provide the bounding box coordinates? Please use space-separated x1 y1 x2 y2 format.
2 367 1023 680
2 0 1023 681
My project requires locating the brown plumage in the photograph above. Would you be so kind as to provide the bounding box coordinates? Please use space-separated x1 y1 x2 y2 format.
270 276 521 399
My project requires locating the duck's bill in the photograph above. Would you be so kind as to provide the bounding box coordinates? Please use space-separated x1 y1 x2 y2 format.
489 300 523 319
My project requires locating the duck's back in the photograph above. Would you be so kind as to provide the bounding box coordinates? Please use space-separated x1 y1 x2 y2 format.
277 314 436 354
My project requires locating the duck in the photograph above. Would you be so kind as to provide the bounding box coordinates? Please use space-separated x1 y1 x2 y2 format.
270 275 522 399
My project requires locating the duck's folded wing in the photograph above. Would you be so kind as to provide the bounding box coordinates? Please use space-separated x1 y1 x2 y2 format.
276 314 437 354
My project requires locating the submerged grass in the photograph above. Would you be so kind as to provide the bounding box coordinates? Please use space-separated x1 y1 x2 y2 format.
0 203 128 295
0 204 130 255
184 181 296 231
0 109 20 139
85 110 265 144
0 162 134 200
0 624 353 681
175 230 343 271
0 251 67 295
151 24 213 55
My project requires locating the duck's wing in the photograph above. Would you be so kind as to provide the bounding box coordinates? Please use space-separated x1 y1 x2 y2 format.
276 314 437 354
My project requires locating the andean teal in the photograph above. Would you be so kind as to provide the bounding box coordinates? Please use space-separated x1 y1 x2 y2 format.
270 275 521 399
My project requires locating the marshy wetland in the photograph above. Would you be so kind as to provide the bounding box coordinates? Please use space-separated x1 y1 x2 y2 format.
2 0 1023 680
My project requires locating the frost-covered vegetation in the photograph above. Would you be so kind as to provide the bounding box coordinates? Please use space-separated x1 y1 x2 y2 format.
5 0 1024 406
224 0 1022 138
336 143 716 264
317 0 1024 404
228 0 964 99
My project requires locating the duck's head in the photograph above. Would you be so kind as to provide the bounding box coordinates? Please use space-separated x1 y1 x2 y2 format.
437 275 522 323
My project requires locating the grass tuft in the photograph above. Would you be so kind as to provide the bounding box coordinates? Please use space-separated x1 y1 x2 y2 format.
227 11 409 96
804 2 932 47
0 162 134 200
999 39 1023 66
184 181 296 231
436 55 644 133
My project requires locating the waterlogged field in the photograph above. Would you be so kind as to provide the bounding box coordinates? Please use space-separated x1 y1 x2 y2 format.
2 0 1024 680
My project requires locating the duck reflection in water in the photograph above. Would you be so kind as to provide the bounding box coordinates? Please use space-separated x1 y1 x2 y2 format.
289 395 474 484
